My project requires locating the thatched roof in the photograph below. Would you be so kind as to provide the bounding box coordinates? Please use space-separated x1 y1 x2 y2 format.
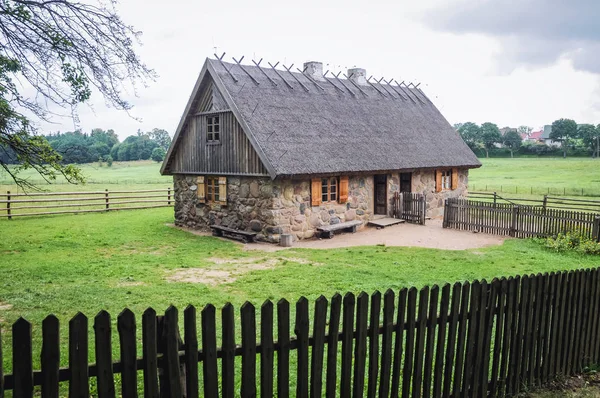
163 58 480 178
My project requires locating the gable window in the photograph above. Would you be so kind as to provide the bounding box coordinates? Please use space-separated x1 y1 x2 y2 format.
207 115 220 142
321 177 338 203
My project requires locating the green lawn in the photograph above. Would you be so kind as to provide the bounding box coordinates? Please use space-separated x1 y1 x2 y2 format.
0 160 170 193
469 158 600 197
1 208 599 373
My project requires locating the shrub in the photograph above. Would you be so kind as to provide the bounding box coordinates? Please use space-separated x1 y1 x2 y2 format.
151 147 166 162
105 155 113 167
544 230 600 255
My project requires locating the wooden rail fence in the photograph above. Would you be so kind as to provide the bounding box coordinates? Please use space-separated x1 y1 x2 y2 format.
469 191 600 213
0 188 173 218
393 192 426 225
444 198 600 241
4 268 600 397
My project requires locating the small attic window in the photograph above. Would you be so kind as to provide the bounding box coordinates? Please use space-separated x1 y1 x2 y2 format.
207 115 220 142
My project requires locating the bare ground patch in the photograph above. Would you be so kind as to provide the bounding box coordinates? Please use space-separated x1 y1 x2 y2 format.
0 301 13 311
166 257 279 286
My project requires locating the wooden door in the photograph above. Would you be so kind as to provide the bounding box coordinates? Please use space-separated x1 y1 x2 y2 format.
400 172 412 193
374 175 387 215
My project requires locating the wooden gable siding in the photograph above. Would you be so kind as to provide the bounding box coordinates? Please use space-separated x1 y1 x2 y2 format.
169 111 269 175
195 80 228 113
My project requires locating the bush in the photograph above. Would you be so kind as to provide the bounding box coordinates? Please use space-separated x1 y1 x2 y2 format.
105 155 113 167
544 230 600 255
151 147 166 162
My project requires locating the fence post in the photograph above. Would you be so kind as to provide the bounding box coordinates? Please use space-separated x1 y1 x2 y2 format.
493 192 497 208
7 191 11 220
542 195 548 214
399 192 404 221
510 206 519 237
443 199 449 228
168 187 172 206
593 216 600 243
421 194 426 225
105 189 109 211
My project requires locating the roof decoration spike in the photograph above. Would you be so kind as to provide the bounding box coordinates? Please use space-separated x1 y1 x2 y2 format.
343 73 369 96
416 87 434 105
268 61 294 89
252 58 278 86
283 64 309 92
393 80 417 104
375 77 398 99
366 76 388 97
298 66 325 91
332 72 356 97
384 78 408 101
406 82 426 104
232 56 260 85
322 70 346 93
214 52 238 83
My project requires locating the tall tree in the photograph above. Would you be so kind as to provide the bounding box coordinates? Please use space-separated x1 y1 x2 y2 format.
0 0 154 188
457 122 481 151
550 118 578 158
503 130 522 158
517 125 533 137
148 128 171 150
480 122 502 158
579 124 600 158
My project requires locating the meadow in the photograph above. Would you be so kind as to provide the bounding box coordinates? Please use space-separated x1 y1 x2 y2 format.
469 158 600 197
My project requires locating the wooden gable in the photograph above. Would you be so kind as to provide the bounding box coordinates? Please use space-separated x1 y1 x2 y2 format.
164 74 269 176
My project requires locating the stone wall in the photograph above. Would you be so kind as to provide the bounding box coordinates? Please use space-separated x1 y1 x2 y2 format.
272 176 374 241
173 169 467 242
411 169 469 218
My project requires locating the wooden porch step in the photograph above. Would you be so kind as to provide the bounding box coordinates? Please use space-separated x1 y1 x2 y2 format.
368 218 406 228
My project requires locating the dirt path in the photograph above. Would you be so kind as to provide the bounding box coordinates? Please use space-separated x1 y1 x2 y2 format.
245 219 507 252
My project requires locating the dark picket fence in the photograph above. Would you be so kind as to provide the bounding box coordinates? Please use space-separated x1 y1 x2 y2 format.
444 198 600 241
393 192 426 225
4 269 600 397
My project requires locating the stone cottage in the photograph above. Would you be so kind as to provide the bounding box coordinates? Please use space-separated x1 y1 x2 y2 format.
161 57 481 241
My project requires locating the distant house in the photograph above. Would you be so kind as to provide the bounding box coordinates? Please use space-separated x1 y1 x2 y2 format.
528 130 544 143
541 125 561 147
161 58 481 241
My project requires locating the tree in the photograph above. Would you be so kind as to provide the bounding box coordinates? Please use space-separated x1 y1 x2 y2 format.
503 130 522 158
517 125 533 137
550 119 578 158
579 124 600 158
0 0 154 188
457 122 481 151
480 122 502 158
151 147 166 162
148 128 171 150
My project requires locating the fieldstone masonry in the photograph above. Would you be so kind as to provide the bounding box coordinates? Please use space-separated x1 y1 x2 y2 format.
173 169 468 242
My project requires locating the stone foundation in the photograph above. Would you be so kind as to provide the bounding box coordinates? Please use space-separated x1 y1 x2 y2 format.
173 169 468 241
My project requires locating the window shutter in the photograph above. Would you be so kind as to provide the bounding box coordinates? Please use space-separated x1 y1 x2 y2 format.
197 176 205 203
339 176 349 203
451 168 458 190
435 170 442 193
218 176 227 205
311 178 322 207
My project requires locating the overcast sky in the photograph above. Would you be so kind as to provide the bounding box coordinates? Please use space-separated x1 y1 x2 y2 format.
39 0 600 139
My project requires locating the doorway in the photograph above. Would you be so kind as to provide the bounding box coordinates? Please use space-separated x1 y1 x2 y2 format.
400 172 412 193
374 174 387 215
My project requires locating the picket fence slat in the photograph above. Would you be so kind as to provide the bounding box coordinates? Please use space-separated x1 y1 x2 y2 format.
7 269 600 398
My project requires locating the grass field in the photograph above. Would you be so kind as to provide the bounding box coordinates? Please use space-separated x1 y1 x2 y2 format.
469 158 600 197
1 207 599 372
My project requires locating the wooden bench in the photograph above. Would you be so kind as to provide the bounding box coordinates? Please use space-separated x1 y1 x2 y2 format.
210 225 257 243
317 220 362 239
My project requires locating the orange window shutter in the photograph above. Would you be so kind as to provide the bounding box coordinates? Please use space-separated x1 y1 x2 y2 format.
197 176 206 203
339 176 349 203
311 178 322 207
435 170 442 192
218 176 227 204
451 168 458 190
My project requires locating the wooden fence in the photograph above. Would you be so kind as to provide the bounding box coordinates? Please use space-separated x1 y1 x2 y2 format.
444 198 600 241
0 188 173 218
469 191 600 213
4 268 600 397
393 192 426 225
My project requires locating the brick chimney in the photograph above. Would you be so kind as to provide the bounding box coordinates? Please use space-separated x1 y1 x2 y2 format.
348 67 367 86
303 61 324 81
